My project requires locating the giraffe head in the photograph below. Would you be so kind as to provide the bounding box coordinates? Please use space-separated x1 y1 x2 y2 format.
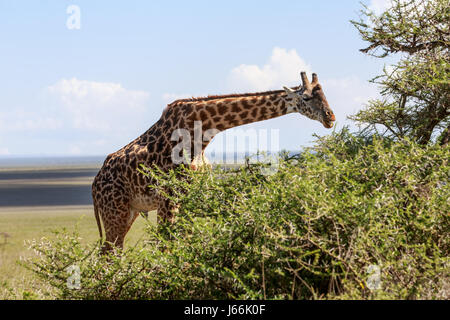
283 72 335 128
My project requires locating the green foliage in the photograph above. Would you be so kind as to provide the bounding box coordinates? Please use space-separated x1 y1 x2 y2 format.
350 0 450 145
351 0 449 58
24 131 449 299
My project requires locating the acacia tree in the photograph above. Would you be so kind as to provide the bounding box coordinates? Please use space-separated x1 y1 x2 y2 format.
350 0 449 145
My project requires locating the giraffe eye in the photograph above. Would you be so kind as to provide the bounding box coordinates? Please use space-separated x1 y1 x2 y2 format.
302 95 313 101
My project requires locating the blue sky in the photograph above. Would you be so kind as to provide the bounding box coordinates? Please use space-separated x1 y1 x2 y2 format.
0 0 393 157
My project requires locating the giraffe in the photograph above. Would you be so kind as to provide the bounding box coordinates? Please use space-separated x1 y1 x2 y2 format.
92 72 335 251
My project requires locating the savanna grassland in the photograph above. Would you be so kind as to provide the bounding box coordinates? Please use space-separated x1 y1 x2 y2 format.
0 166 154 299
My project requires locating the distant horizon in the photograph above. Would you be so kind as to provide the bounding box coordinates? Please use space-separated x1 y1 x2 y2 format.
0 150 304 168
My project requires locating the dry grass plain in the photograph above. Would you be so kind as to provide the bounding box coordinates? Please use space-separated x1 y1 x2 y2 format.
0 165 156 299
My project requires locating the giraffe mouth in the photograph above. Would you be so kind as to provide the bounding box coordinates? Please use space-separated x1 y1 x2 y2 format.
323 121 334 129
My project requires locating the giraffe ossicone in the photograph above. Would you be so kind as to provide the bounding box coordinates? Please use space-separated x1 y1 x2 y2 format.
92 71 336 252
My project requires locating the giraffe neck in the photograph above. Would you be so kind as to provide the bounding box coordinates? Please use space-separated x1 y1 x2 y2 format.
173 89 299 157
187 89 297 132
150 89 301 166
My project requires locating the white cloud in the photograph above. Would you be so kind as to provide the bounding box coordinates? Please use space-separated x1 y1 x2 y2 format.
0 78 152 156
227 47 312 92
47 78 150 132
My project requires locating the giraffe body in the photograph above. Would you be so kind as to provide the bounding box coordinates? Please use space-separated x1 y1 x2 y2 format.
92 72 335 251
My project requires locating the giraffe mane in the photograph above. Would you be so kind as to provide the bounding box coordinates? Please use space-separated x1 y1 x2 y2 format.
167 86 301 107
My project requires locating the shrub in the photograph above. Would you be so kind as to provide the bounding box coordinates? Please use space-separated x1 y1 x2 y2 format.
24 131 449 299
